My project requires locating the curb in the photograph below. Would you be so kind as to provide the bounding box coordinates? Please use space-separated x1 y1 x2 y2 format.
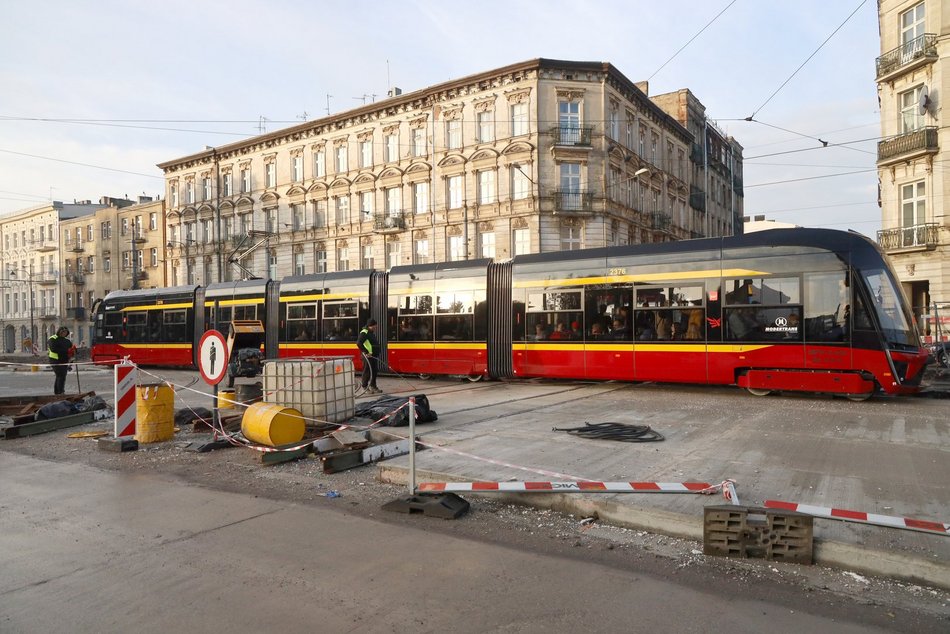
378 464 950 591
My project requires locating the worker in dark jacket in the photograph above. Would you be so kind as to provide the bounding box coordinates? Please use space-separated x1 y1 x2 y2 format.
357 319 381 394
48 326 75 395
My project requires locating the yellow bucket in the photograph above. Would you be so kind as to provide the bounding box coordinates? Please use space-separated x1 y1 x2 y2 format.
241 402 305 447
217 388 236 410
135 384 175 443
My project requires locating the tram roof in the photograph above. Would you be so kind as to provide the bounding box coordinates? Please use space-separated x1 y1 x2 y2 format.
102 285 198 302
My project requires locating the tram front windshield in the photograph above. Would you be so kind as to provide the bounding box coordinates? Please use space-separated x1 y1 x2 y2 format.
861 267 917 347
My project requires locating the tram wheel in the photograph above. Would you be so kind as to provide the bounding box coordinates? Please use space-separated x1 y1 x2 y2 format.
418 373 432 380
845 392 873 402
465 374 484 383
746 387 773 397
937 349 949 369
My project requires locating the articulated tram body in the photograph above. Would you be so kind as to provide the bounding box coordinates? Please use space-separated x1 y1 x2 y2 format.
92 229 929 398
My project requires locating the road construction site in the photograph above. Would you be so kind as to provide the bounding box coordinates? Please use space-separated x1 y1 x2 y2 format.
0 358 947 592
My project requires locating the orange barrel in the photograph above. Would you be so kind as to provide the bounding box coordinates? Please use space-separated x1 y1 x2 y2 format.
135 383 175 443
217 388 236 410
235 382 263 406
241 402 305 447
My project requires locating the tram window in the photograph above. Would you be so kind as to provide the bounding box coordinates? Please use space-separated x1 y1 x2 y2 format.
397 295 433 341
103 312 123 341
323 301 358 341
126 311 148 342
435 292 474 341
288 303 317 341
585 287 631 340
724 277 799 305
147 311 163 342
804 272 848 342
634 286 704 341
527 289 582 341
164 309 188 342
233 305 257 321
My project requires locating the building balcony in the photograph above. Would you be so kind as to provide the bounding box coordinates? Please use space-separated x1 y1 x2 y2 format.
68 242 85 253
877 223 941 252
551 125 593 147
877 126 938 165
35 272 58 285
652 212 672 232
689 186 706 213
876 34 937 81
32 240 56 252
66 273 85 285
67 307 86 321
373 212 407 233
39 311 58 320
553 190 594 215
126 270 148 281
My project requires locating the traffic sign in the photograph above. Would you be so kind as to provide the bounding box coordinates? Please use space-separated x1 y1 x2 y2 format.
198 330 229 385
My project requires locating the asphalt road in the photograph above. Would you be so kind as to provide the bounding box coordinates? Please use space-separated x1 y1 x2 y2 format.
0 451 938 634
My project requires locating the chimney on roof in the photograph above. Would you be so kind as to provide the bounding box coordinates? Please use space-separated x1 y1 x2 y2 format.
388 87 402 97
635 81 649 95
138 195 153 204
754 215 765 222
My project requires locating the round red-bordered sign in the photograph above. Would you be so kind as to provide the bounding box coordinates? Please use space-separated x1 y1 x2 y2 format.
198 330 229 385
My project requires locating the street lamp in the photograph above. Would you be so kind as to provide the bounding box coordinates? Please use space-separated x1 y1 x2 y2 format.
9 268 35 355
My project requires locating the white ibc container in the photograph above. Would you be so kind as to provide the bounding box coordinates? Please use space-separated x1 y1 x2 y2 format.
263 358 356 425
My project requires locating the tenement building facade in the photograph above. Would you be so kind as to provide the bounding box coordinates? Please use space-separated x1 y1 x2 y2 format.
158 58 744 286
876 0 949 336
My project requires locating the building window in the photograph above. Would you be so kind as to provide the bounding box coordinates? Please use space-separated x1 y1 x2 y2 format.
241 168 251 193
335 145 347 173
186 181 194 204
559 162 581 210
292 155 303 182
120 218 129 236
414 238 430 264
313 200 327 228
558 100 580 144
87 256 95 272
265 162 276 188
479 232 495 258
268 249 277 280
412 127 426 157
265 210 276 234
511 102 528 137
170 183 179 207
292 204 305 231
651 133 658 164
315 249 327 273
359 192 374 221
359 139 373 168
335 196 350 225
609 103 619 140
477 170 495 204
413 182 428 214
314 149 326 177
625 114 635 149
148 213 157 232
638 125 646 157
387 241 401 268
901 180 926 245
86 224 93 241
294 252 306 276
900 86 925 132
901 3 925 49
448 235 464 261
337 247 350 272
222 172 232 196
361 245 374 269
512 166 530 200
222 217 231 240
150 248 158 267
385 187 401 216
446 119 461 150
477 111 494 143
104 256 111 273
385 133 399 162
202 177 212 200
512 228 530 255
560 226 582 251
448 175 463 209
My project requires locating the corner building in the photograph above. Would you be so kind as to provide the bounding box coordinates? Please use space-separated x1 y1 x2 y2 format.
159 59 744 285
876 0 950 336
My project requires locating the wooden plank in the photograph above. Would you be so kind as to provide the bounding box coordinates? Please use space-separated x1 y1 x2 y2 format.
260 444 313 466
2 412 96 439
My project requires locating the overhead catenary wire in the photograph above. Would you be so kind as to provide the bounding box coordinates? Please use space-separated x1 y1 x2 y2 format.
646 0 738 81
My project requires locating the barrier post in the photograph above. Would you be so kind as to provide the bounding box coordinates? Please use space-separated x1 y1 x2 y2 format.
99 360 139 452
408 396 416 494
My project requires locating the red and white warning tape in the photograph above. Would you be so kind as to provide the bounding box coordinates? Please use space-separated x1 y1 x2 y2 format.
765 500 950 536
420 481 714 493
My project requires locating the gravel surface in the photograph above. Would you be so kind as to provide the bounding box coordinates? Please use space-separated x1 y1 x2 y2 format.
2 409 948 632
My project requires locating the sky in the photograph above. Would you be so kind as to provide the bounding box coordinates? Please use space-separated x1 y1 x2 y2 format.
0 0 885 237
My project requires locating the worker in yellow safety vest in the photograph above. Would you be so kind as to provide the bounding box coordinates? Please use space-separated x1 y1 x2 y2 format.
356 319 381 393
47 326 75 395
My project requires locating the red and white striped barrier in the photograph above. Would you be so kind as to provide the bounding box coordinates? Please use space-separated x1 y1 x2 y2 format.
765 500 950 536
420 481 714 493
114 361 137 439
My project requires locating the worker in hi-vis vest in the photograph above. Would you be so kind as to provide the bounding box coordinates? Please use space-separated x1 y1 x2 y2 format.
356 319 381 393
47 326 75 395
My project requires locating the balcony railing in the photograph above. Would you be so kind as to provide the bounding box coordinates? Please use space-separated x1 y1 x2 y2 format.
551 125 593 146
69 242 85 253
652 212 672 232
67 307 86 321
66 273 85 285
877 223 941 251
36 272 58 285
876 34 937 79
373 212 407 232
689 186 706 213
553 190 594 214
31 239 56 251
878 126 938 163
